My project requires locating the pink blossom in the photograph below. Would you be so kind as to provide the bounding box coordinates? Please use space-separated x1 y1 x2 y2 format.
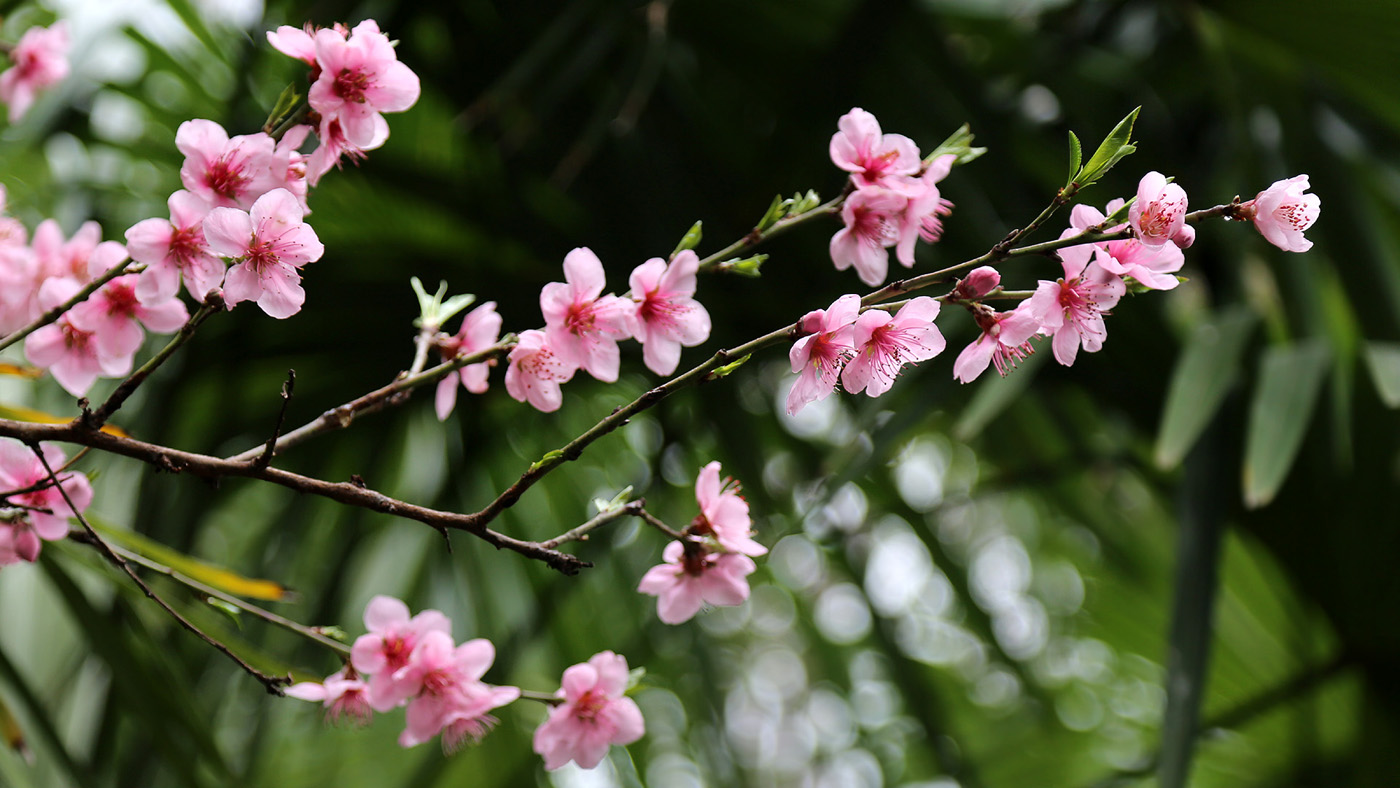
0 203 36 331
1129 171 1190 248
1024 253 1125 367
952 304 1042 384
504 329 577 413
533 651 645 770
952 265 1001 301
830 187 905 287
306 112 389 187
0 23 68 123
272 125 312 214
628 249 711 375
829 108 921 190
176 119 282 211
786 293 860 415
1244 175 1320 253
309 20 420 151
125 190 226 303
350 594 452 711
31 219 125 285
203 188 324 318
0 441 92 563
285 667 373 727
841 296 945 397
637 539 756 624
25 279 133 396
435 302 502 420
1063 202 1183 290
69 274 189 360
267 24 322 66
693 460 765 556
540 248 632 382
894 154 956 265
394 632 519 752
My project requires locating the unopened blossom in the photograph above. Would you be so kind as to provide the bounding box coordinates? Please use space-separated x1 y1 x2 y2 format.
830 188 905 287
952 303 1042 384
126 190 226 303
71 274 189 360
176 119 282 211
842 296 945 397
540 247 632 382
1244 174 1320 253
25 279 133 396
786 293 860 415
350 595 452 711
0 441 91 564
203 188 324 318
285 667 373 727
693 460 765 556
1063 202 1183 290
394 632 520 752
829 108 921 190
1024 254 1125 367
533 651 645 771
309 20 420 151
1129 171 1190 248
952 265 1001 301
628 249 711 375
637 539 756 625
0 23 68 123
504 329 576 413
435 302 502 421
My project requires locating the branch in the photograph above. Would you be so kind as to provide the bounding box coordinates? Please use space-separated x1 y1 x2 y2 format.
254 370 296 469
28 443 291 695
538 499 646 550
696 193 845 273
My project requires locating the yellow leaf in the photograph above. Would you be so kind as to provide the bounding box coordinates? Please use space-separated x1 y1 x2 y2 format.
91 521 296 603
0 403 130 438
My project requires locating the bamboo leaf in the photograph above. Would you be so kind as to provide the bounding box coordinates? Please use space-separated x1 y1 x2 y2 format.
1154 307 1258 469
1243 340 1331 508
90 519 296 602
1363 341 1400 407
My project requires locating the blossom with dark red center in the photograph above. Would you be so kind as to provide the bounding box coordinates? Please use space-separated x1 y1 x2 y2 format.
829 108 922 190
628 249 711 375
202 188 324 319
0 22 68 123
540 247 632 382
126 190 226 303
394 632 519 752
285 667 374 727
1024 253 1125 367
175 120 281 211
842 296 945 397
952 303 1042 384
786 293 860 415
830 188 906 287
1242 174 1320 253
308 20 420 152
504 329 577 412
532 651 645 770
1130 171 1191 249
637 539 757 625
349 595 452 712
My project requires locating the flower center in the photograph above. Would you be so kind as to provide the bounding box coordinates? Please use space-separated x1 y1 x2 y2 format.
205 157 249 201
334 68 371 104
169 225 206 268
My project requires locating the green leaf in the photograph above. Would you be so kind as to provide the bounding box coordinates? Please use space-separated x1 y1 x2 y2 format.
715 254 766 277
926 123 987 166
1154 307 1258 469
262 83 301 134
1077 107 1140 188
529 449 566 473
755 194 788 232
705 354 751 381
671 221 703 258
1363 341 1400 407
91 519 296 602
1065 130 1082 189
1243 340 1332 508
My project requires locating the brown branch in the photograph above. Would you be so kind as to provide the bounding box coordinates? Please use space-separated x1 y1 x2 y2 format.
0 419 588 574
255 370 296 469
28 442 292 694
538 499 646 550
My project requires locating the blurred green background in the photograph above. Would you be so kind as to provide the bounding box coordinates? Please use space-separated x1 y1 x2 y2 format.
0 0 1398 786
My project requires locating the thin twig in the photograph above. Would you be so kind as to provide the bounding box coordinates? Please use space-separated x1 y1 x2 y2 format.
635 507 686 541
538 500 645 549
255 370 296 470
0 262 138 353
696 194 845 273
83 298 222 430
28 442 291 694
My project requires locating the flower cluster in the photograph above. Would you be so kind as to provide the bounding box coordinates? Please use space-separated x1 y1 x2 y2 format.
0 441 90 566
638 461 765 624
829 108 956 286
288 596 645 770
0 22 68 123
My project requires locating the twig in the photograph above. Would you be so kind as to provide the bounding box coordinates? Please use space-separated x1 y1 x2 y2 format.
0 261 137 353
83 298 222 430
696 194 845 273
255 370 296 469
28 443 291 695
519 689 563 705
538 499 645 549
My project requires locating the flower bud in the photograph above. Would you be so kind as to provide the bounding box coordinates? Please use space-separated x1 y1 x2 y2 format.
954 266 1001 300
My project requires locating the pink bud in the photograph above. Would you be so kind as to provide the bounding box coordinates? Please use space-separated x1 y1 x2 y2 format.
955 266 1001 300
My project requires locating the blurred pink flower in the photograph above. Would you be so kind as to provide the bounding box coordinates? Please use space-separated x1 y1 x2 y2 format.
694 460 765 556
0 441 91 564
394 632 519 752
25 279 133 396
0 23 68 123
533 651 645 770
637 539 756 624
285 667 373 727
350 595 452 711
829 108 921 190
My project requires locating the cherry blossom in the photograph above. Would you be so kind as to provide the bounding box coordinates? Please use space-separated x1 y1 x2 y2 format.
1063 202 1183 290
637 539 756 624
786 293 860 415
841 296 945 397
394 632 519 752
25 279 134 396
952 304 1042 384
1129 171 1190 248
203 188 324 318
285 667 373 727
435 302 502 421
306 112 388 187
894 154 956 265
532 651 645 770
0 441 91 564
71 274 189 360
829 108 921 190
176 120 282 211
1243 174 1320 253
272 124 312 214
504 329 577 413
540 247 632 382
0 22 68 123
1024 253 1125 366
693 460 765 556
952 265 1001 301
830 187 905 287
309 20 420 151
350 594 452 711
628 249 711 375
31 219 125 285
125 190 226 303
